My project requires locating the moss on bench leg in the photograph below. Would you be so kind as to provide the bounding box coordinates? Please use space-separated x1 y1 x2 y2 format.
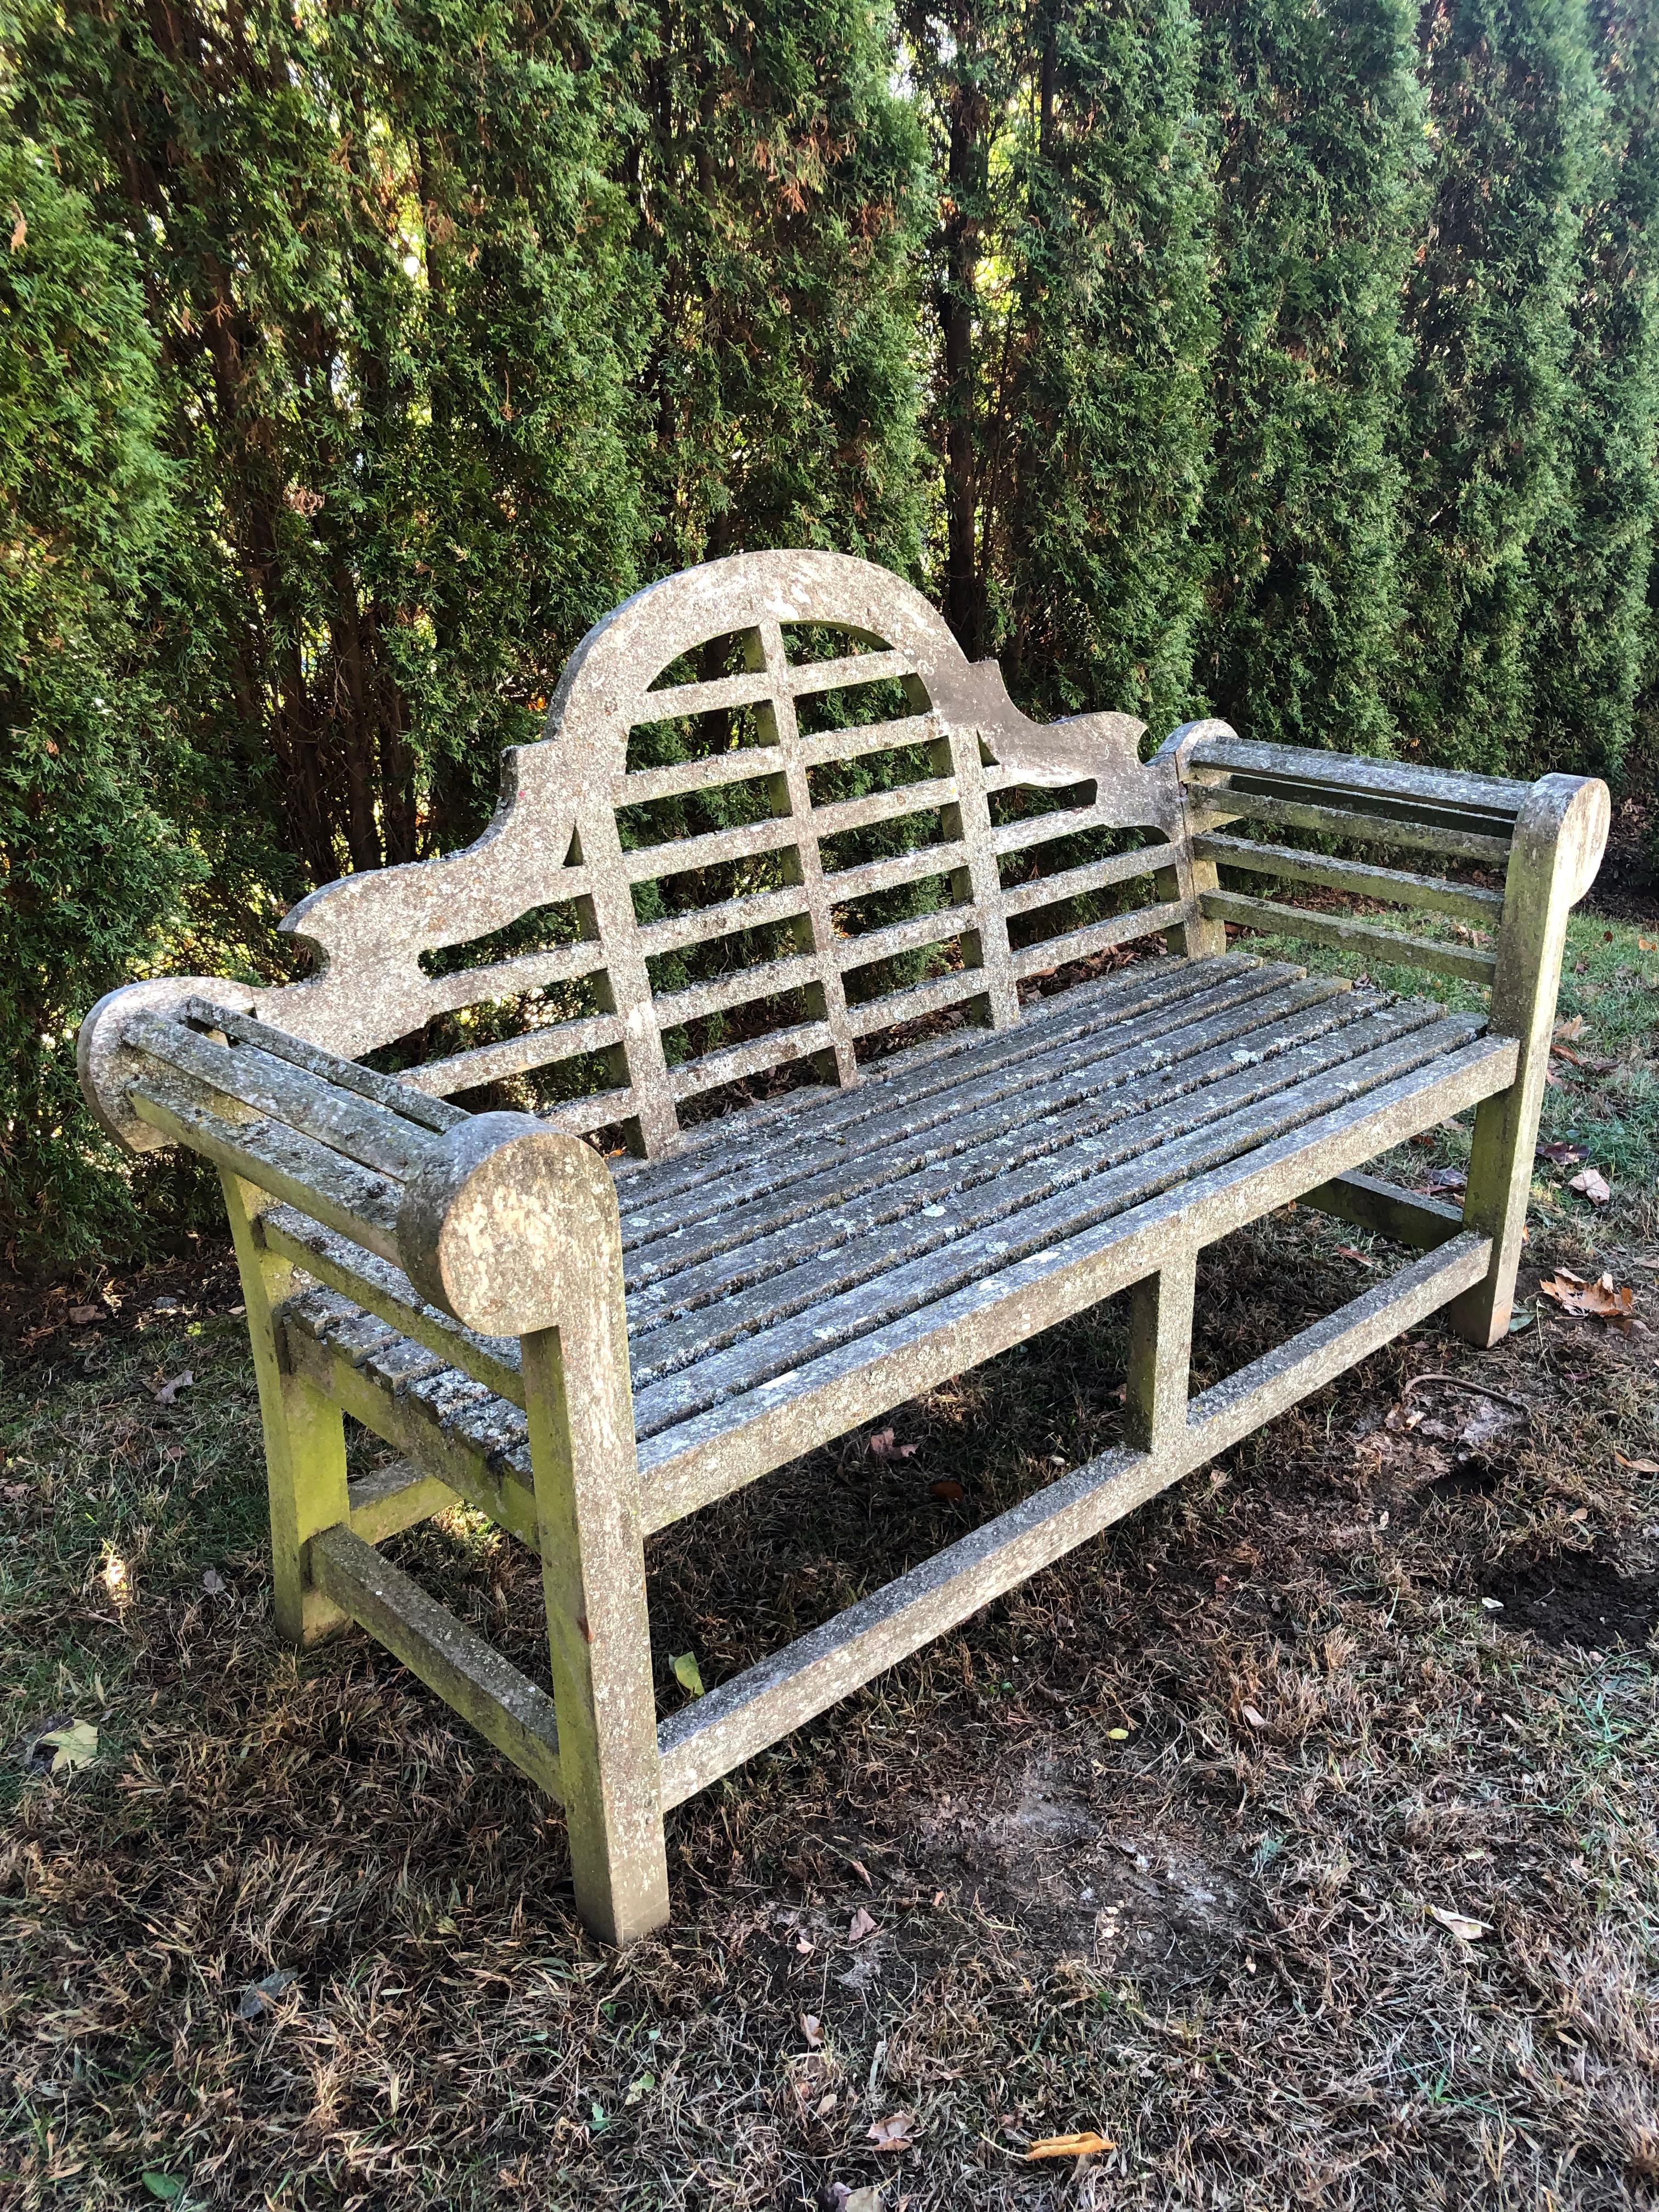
221 1171 351 1645
1449 775 1610 1348
522 1199 669 1945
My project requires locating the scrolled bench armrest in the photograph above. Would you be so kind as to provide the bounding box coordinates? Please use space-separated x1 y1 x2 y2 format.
76 986 621 1339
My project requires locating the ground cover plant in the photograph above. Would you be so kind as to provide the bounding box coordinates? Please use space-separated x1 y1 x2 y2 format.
3 906 1655 2210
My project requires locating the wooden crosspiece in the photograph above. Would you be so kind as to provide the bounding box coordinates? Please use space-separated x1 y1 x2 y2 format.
78 549 1609 1946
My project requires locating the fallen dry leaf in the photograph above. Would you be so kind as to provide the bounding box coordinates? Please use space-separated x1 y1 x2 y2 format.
1553 1014 1585 1042
1025 2132 1114 2160
1534 1139 1584 1167
69 1304 103 1325
1240 1704 1267 1731
1568 1167 1611 1205
1615 1453 1659 1475
1640 937 1657 953
153 1369 194 1406
867 1427 917 1462
1429 1904 1491 1942
866 2111 913 2151
843 2190 883 2212
1539 1271 1636 1328
800 2013 823 2050
929 1477 964 1502
847 1905 878 1944
8 204 24 252
39 1719 98 1774
1422 1164 1468 1193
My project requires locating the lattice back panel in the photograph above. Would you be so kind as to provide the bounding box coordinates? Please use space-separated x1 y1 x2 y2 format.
256 552 1186 1156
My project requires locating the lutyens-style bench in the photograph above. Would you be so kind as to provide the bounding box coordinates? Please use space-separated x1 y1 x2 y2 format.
80 552 1607 1944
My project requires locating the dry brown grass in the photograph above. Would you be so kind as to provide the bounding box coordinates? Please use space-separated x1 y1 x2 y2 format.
4 915 1658 2210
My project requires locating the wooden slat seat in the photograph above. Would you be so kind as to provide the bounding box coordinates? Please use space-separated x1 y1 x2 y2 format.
274 948 1514 1539
80 547 1609 1947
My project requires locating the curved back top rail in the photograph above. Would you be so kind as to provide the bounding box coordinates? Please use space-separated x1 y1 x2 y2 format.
252 551 1185 1158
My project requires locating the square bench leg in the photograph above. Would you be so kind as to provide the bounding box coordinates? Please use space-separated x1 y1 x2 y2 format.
1125 1251 1197 1453
523 1307 670 1947
1448 776 1605 1350
221 1171 350 1645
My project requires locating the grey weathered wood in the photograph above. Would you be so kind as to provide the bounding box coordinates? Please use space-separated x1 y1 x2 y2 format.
348 1459 459 1543
1199 888 1499 985
1448 774 1610 1345
636 1032 1517 1518
1188 786 1514 865
1299 1170 1465 1251
132 1076 407 1268
312 1523 564 1799
1187 736 1531 817
1192 834 1505 923
78 550 1609 1952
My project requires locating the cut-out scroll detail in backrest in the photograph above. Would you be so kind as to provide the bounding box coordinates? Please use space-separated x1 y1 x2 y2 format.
253 551 1184 1158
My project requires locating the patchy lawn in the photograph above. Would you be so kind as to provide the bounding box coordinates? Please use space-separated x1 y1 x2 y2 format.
3 912 1657 2211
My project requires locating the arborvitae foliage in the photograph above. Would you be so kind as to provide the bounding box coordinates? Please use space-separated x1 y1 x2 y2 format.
633 0 929 576
21 0 649 883
0 138 200 1263
1524 0 1659 785
1195 0 1423 755
1393 0 1601 774
985 0 1216 733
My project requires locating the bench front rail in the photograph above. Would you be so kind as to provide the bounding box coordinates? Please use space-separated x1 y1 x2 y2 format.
78 551 1607 1943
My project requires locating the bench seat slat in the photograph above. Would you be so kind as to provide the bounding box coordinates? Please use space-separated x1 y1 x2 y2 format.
633 1030 1514 1512
627 1002 1485 1434
623 976 1351 1313
617 955 1254 1224
625 991 1446 1401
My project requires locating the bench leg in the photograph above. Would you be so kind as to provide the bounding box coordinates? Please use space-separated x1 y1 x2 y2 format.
1125 1251 1197 1453
522 1308 669 1946
1447 776 1605 1350
220 1171 350 1645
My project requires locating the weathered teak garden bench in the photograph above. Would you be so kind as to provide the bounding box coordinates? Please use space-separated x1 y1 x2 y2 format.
80 552 1606 1944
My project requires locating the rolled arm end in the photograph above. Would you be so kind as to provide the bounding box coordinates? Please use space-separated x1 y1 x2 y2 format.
78 977 258 1155
397 1111 623 1338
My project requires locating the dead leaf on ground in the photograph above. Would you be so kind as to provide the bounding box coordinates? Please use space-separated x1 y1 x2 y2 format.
866 2111 913 2151
1535 1139 1584 1167
1615 1453 1659 1475
847 1905 878 1944
929 1477 964 1502
1429 1904 1491 1942
1568 1167 1611 1205
1334 1244 1378 1267
867 1427 916 1462
1421 1165 1468 1193
1639 936 1657 954
69 1304 103 1325
38 1720 98 1775
1240 1704 1268 1731
1553 1015 1585 1042
8 204 24 252
201 1568 226 1596
800 2012 823 2049
152 1370 194 1405
1025 2132 1114 2160
1539 1271 1636 1329
237 1967 298 2019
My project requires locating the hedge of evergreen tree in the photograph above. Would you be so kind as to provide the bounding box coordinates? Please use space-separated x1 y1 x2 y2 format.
2 0 1656 1263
